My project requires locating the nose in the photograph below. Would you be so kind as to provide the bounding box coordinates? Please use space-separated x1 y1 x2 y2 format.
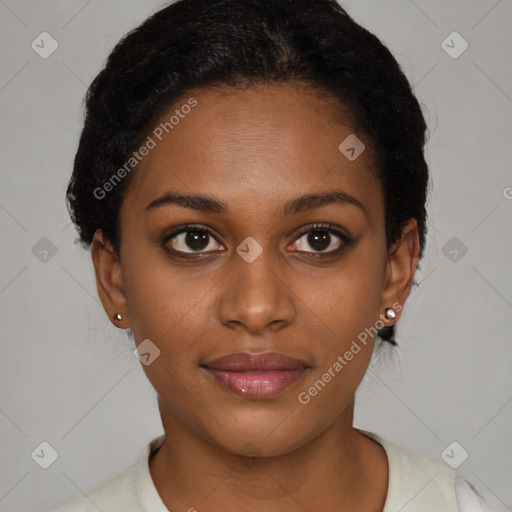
217 243 296 335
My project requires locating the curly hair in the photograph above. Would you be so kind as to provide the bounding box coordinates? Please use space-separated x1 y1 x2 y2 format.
66 0 430 346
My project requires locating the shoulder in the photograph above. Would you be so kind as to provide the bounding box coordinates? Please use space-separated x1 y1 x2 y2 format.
455 475 503 512
49 466 138 511
357 429 500 512
48 434 167 512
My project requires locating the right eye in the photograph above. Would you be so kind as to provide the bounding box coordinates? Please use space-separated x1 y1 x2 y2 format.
163 225 224 255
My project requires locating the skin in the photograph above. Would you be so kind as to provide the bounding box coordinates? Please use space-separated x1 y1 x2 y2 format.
91 82 420 512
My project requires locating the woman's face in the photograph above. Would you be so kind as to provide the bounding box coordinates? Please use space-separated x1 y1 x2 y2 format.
92 83 418 456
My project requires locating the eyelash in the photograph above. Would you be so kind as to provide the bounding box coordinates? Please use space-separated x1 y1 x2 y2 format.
162 222 353 259
293 223 354 258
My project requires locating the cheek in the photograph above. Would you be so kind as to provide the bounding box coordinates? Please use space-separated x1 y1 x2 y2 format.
296 259 385 397
295 272 381 409
121 248 205 344
304 261 384 337
124 261 209 397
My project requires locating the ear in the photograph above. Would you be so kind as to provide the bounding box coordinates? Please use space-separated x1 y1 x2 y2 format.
379 218 421 325
90 229 130 328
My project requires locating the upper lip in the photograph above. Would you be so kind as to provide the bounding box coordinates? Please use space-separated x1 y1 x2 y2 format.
202 351 309 371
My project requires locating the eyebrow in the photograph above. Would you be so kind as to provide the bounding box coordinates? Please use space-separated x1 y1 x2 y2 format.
145 189 367 218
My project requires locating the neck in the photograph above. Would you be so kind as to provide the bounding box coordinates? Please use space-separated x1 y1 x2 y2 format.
149 397 388 512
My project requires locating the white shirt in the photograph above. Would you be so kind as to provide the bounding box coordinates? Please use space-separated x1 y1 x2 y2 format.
50 429 499 511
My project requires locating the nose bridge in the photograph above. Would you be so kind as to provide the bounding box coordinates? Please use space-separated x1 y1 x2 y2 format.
217 238 295 332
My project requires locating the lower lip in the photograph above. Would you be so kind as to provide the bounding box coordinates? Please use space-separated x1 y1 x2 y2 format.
204 368 306 399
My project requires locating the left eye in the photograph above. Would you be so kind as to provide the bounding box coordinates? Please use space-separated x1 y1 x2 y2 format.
291 225 346 254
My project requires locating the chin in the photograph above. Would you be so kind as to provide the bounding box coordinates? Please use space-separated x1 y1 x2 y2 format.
199 406 317 458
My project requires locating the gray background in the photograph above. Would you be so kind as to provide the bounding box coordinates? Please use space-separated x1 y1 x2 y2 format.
0 0 511 511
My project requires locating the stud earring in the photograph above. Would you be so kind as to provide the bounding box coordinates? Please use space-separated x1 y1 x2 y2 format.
114 313 123 321
384 307 396 320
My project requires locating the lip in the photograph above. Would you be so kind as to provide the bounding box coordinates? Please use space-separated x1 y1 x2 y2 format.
201 351 310 399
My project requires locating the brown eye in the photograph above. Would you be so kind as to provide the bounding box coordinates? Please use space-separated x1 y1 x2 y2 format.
291 223 350 254
164 226 223 254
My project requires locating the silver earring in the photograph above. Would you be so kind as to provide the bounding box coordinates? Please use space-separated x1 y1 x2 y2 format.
384 307 396 320
114 313 123 321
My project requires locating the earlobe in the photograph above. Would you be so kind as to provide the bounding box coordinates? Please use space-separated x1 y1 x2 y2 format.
379 218 420 325
90 229 130 328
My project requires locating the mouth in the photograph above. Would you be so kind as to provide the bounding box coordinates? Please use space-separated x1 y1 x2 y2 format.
201 351 310 399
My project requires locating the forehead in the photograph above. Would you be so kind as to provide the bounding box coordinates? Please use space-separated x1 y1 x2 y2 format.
122 83 383 219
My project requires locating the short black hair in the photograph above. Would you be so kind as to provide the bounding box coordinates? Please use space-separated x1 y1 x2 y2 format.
66 0 430 346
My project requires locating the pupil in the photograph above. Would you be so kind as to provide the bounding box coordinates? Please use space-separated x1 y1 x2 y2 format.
308 230 329 251
186 231 209 251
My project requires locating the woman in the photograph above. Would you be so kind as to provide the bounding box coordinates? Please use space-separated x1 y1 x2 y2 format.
52 0 495 510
